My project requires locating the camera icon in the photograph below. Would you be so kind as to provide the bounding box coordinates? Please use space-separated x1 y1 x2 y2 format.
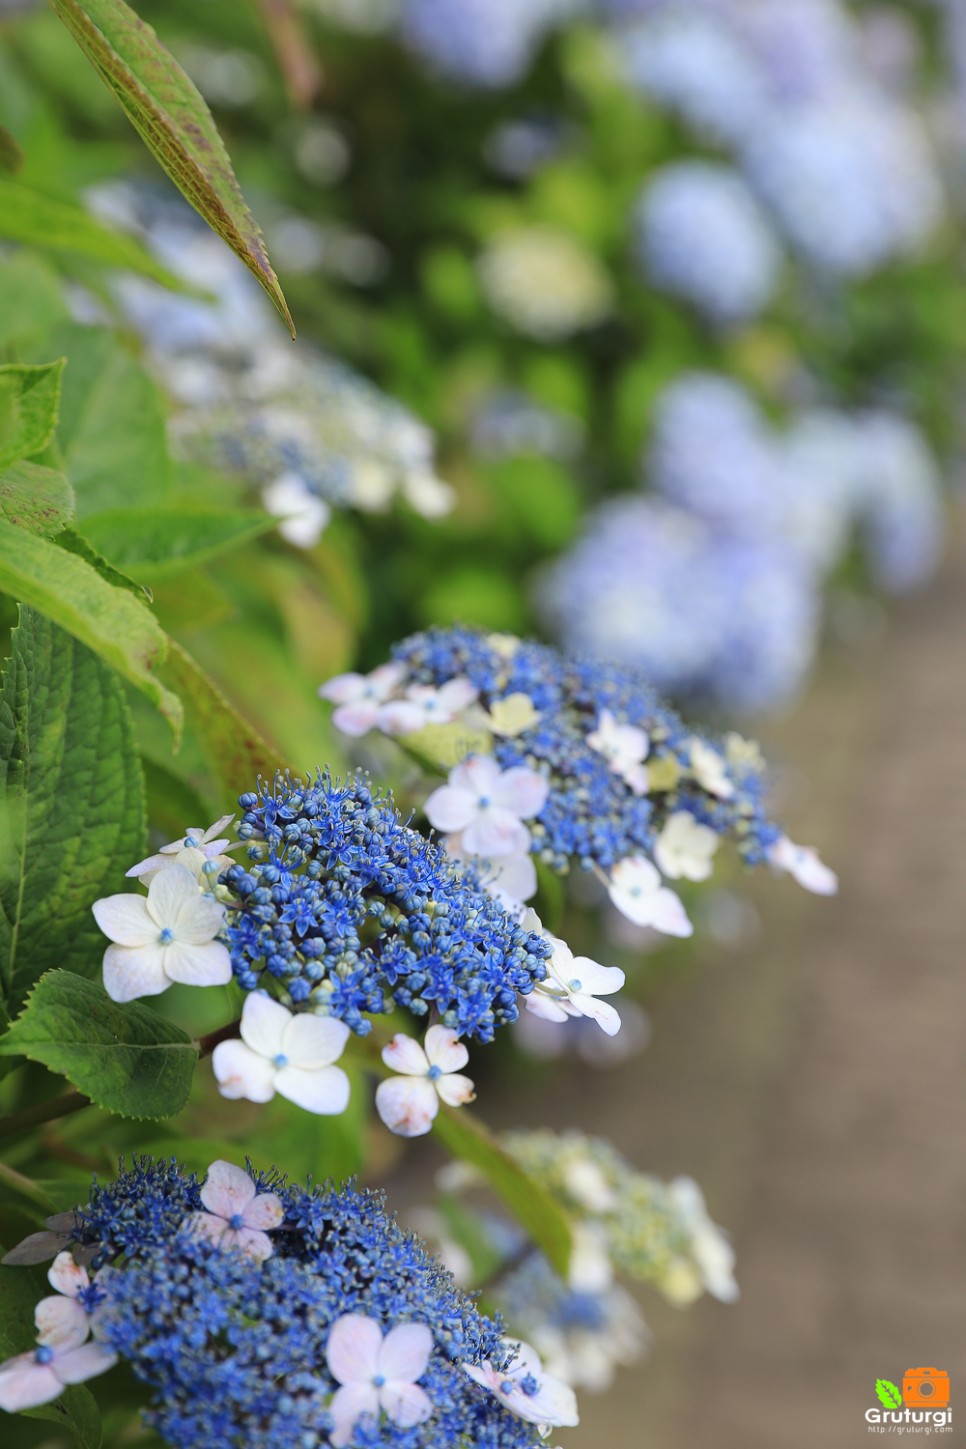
902 1368 950 1408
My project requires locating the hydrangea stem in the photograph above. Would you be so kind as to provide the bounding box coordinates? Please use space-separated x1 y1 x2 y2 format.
0 1088 90 1142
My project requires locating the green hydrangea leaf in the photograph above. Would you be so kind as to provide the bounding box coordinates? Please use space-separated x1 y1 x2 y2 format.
50 0 293 335
0 520 182 735
0 176 186 291
0 971 198 1119
80 504 276 581
0 608 146 1007
0 125 23 175
0 460 75 538
44 324 170 517
0 359 65 472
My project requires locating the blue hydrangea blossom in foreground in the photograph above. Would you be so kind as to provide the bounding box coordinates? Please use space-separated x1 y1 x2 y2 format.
0 1158 578 1446
92 774 552 1129
319 627 836 934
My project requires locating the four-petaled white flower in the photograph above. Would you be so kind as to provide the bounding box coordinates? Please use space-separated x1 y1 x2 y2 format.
526 934 626 1037
212 992 351 1114
669 1177 739 1304
607 857 693 937
34 1253 97 1348
379 677 478 735
653 811 720 882
319 661 407 736
424 755 549 858
768 835 838 895
93 864 231 1003
127 813 236 880
326 1314 434 1447
587 709 650 795
184 1160 284 1263
263 471 331 549
463 1339 579 1428
0 1301 116 1412
688 739 734 800
375 1026 475 1137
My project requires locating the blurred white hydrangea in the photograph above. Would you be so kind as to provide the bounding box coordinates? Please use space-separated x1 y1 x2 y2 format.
496 1254 648 1393
84 185 453 543
477 227 613 341
634 162 783 325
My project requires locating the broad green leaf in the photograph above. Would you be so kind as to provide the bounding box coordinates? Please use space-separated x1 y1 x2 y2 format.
81 504 276 580
0 971 198 1119
0 520 182 733
0 124 23 175
50 0 294 335
58 528 151 600
0 359 65 471
0 1250 102 1445
0 254 70 350
0 609 146 1006
433 1107 573 1278
42 324 169 516
0 460 74 538
876 1380 903 1410
0 176 185 290
162 639 283 802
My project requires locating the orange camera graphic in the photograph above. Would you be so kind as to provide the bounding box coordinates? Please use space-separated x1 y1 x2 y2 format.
902 1368 950 1408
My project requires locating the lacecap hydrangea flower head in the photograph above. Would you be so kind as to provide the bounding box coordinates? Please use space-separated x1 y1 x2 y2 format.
319 627 836 932
0 1157 578 1447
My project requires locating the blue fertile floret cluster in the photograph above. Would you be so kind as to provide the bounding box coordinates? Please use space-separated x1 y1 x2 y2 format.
392 626 781 867
224 770 550 1039
69 1159 540 1449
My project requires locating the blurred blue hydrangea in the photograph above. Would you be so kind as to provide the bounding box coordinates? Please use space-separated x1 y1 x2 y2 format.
401 0 584 87
634 162 783 325
743 92 943 277
536 498 819 714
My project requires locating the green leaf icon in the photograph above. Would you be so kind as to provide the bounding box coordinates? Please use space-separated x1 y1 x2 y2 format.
876 1380 903 1409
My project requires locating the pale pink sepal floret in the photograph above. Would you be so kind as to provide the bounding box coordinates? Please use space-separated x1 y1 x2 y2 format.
93 864 231 1003
183 1160 284 1263
0 1302 116 1412
126 813 236 879
378 677 478 735
425 755 548 858
375 1025 475 1137
212 992 351 1115
326 1314 434 1447
525 935 626 1037
607 857 693 938
463 1339 579 1428
768 835 838 895
319 661 407 736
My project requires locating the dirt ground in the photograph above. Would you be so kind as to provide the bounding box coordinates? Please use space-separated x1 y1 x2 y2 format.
561 534 966 1448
